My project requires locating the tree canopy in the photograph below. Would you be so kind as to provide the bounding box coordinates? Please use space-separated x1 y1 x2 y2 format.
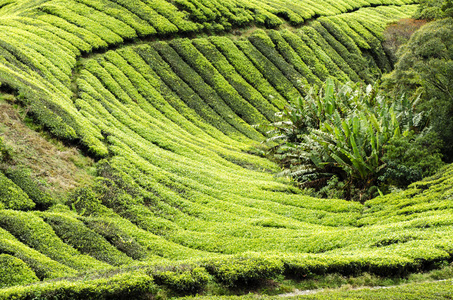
386 17 453 160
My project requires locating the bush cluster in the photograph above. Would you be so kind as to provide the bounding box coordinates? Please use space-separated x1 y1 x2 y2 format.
385 16 453 160
0 254 39 289
380 131 444 187
40 212 134 266
0 271 157 300
151 263 210 294
5 168 54 210
264 79 444 200
0 210 109 272
202 254 284 287
0 172 35 210
83 218 148 261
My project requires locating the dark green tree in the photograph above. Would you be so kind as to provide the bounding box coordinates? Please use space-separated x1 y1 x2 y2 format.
443 0 453 17
380 131 444 187
415 0 453 19
385 18 453 160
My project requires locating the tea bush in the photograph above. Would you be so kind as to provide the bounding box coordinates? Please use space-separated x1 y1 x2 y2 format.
0 210 109 271
202 254 284 287
83 217 148 260
151 263 210 294
0 172 35 210
0 254 38 288
0 1 442 299
0 270 157 300
40 212 134 266
5 168 54 210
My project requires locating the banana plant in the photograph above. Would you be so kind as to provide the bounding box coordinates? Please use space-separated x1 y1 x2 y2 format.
265 79 418 200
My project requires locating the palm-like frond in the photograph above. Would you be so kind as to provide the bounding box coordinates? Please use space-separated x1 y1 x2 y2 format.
262 80 421 199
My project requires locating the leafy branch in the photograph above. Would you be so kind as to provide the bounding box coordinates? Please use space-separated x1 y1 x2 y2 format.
262 79 431 201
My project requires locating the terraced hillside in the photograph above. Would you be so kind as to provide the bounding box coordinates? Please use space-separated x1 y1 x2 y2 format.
1 0 452 298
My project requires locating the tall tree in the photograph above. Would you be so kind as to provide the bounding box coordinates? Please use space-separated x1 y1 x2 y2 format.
386 18 453 160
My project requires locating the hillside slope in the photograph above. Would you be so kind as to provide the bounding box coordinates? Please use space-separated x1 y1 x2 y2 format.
2 0 452 298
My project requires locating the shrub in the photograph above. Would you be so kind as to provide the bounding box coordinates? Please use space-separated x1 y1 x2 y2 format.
5 167 54 210
380 130 445 188
280 30 330 82
267 30 321 86
0 254 39 288
134 44 242 137
264 79 438 201
298 27 350 82
0 172 35 210
67 186 105 216
209 36 287 110
0 226 76 280
40 212 134 266
302 25 360 82
151 41 260 140
248 30 308 94
415 0 447 19
83 218 148 260
0 270 158 300
202 254 284 287
151 263 210 294
192 38 279 121
170 38 269 129
235 39 301 103
0 210 109 271
312 21 373 82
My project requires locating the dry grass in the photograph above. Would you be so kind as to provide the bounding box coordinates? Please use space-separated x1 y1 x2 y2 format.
0 97 94 198
382 18 427 60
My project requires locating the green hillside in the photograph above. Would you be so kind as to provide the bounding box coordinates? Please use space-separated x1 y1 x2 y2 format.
1 0 452 298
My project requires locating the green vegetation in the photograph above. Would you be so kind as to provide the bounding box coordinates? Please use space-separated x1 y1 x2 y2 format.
5 167 54 210
39 212 134 266
0 210 110 271
385 16 453 160
0 172 35 210
0 270 158 300
263 79 444 200
294 280 453 299
0 136 10 162
0 0 452 299
182 279 453 299
0 254 38 289
415 0 453 18
380 130 444 187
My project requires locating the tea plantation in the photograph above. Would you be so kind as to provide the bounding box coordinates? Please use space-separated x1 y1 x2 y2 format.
0 0 452 298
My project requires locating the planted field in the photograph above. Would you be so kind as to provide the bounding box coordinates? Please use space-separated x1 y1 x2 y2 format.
0 0 451 298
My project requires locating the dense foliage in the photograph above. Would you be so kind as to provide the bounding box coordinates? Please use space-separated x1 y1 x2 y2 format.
0 172 35 210
386 16 453 160
380 130 444 187
0 254 38 289
264 80 443 200
415 0 453 19
183 279 453 299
